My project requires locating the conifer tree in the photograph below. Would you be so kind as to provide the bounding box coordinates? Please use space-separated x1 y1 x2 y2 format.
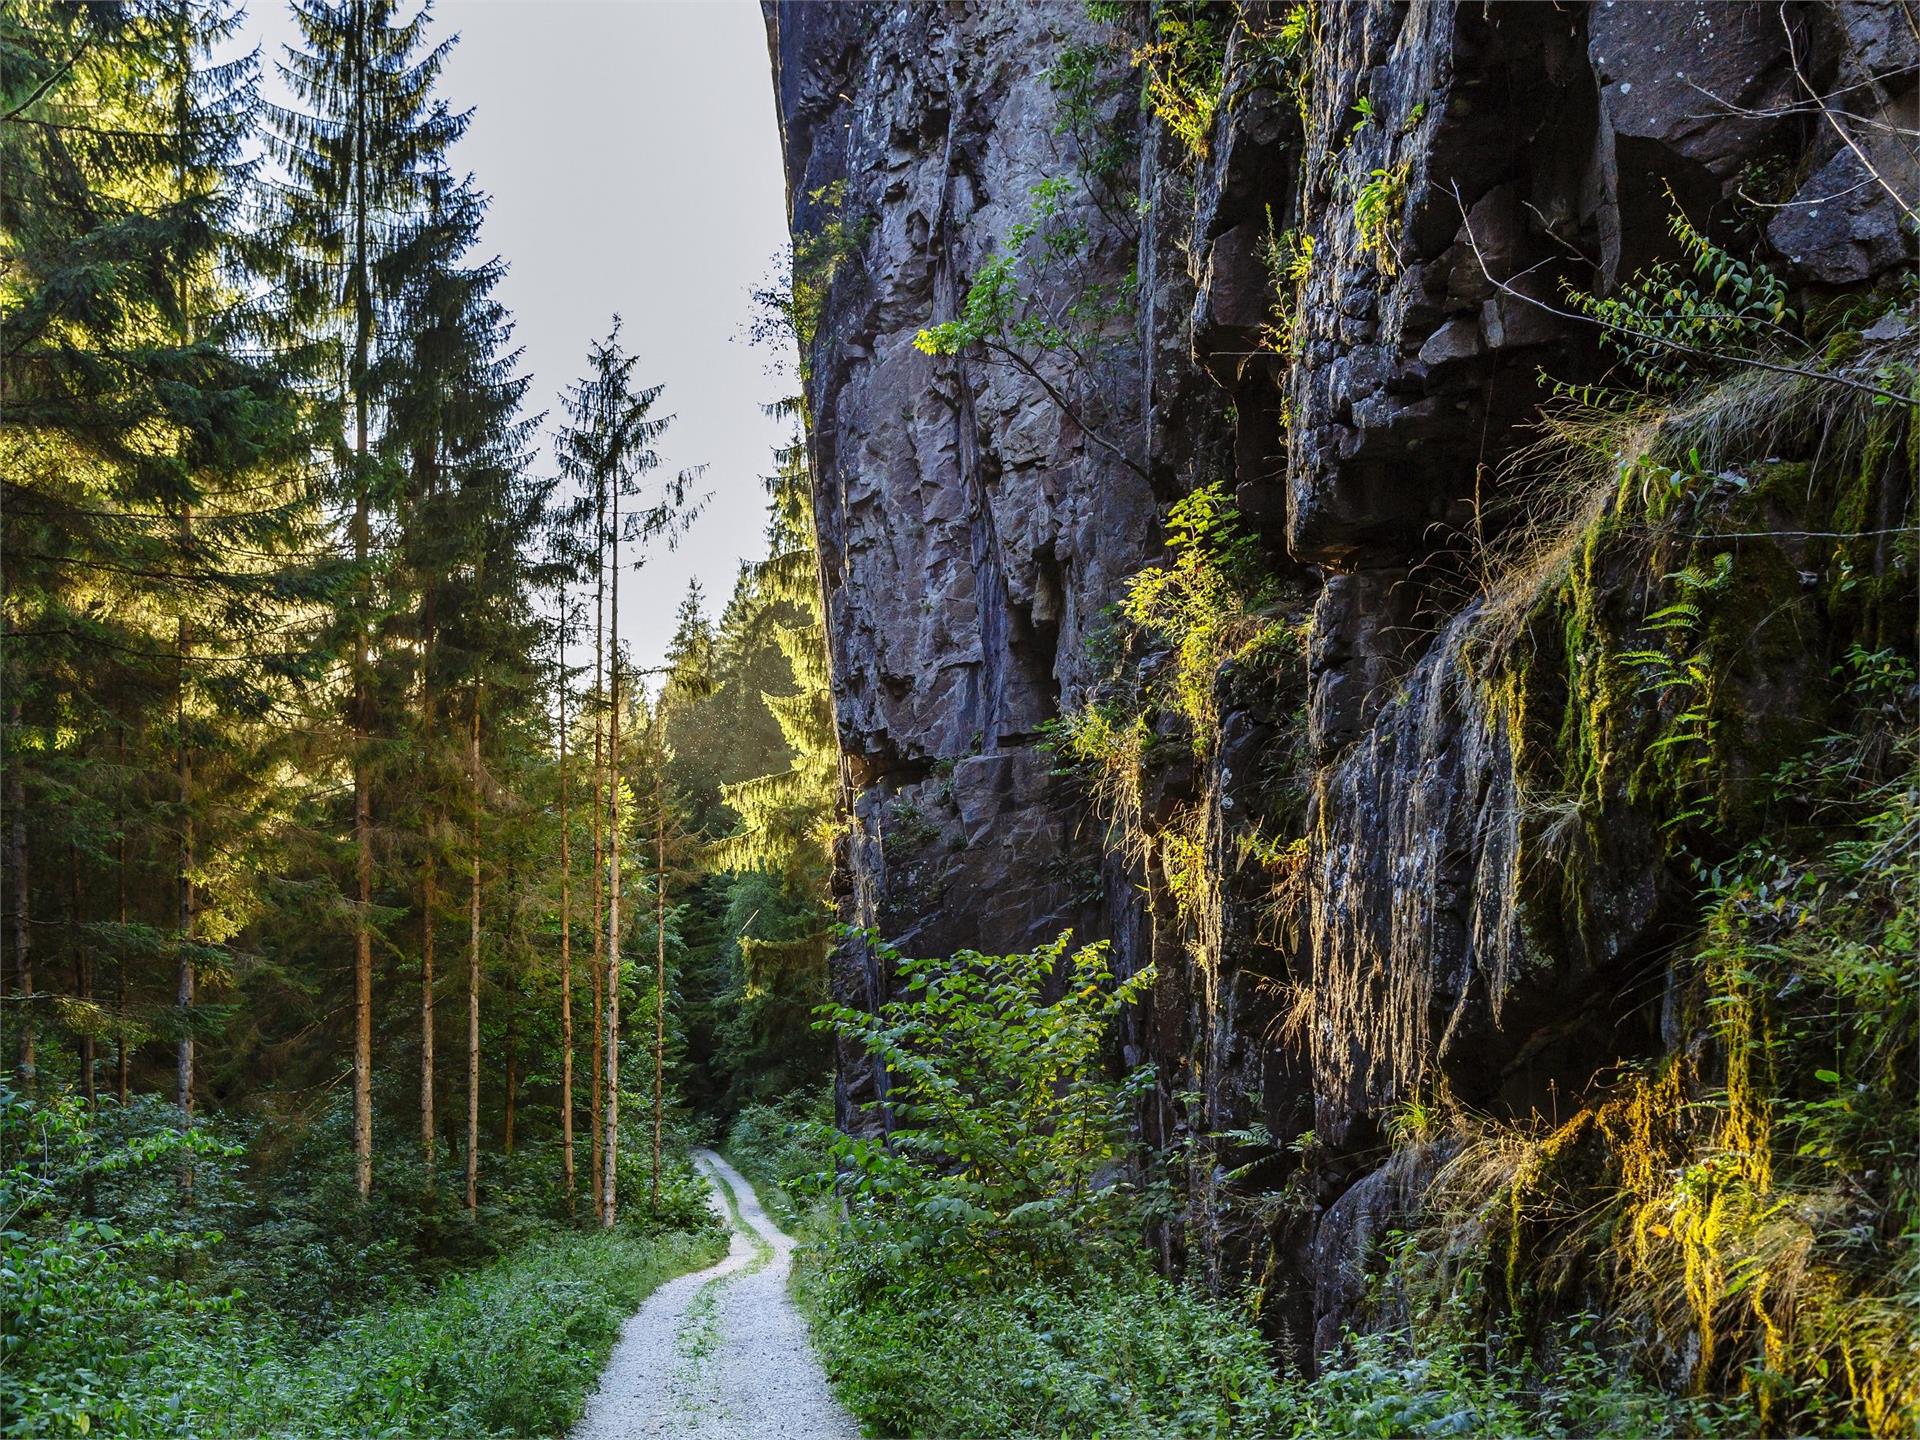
387 170 545 1208
3 0 322 1118
711 405 840 888
263 0 461 1197
555 320 698 1228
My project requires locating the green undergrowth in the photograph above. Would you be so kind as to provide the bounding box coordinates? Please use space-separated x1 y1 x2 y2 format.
200 1222 726 1439
799 1247 1282 1440
729 1087 1283 1439
724 1087 830 1237
727 1083 1716 1438
1 1089 726 1437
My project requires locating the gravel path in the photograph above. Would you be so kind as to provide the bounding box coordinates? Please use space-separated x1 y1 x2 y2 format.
572 1149 859 1440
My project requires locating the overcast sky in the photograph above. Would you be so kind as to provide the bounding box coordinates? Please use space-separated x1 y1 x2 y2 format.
244 0 798 675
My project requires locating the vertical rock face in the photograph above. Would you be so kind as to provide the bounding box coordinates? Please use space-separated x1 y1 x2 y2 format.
764 0 1210 1125
766 0 1914 1353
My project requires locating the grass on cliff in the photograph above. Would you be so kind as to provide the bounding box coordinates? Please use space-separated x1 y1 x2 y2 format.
1416 672 1920 1437
1319 310 1920 1437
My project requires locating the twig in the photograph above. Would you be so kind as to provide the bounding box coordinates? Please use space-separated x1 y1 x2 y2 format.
1 37 93 124
980 340 1155 480
1779 2 1920 228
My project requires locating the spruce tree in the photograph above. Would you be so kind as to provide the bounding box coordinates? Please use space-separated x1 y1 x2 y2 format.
383 160 546 1208
555 320 698 1227
263 0 461 1197
2 0 322 1117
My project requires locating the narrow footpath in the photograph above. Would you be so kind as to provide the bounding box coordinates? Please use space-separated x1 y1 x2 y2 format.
572 1149 858 1440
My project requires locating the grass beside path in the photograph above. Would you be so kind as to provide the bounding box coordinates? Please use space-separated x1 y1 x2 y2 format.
196 1222 728 1439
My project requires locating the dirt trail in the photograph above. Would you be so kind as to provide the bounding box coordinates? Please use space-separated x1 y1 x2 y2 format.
572 1149 857 1440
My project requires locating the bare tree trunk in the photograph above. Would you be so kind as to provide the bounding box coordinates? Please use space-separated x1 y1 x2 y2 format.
422 851 436 1174
502 990 517 1155
176 605 197 1202
601 486 622 1230
72 843 93 1110
557 591 575 1203
176 605 195 1124
421 582 438 1176
352 509 373 1200
169 36 199 1162
116 740 128 1106
652 733 666 1215
590 482 607 1220
465 696 481 1213
12 699 32 1087
349 4 375 1202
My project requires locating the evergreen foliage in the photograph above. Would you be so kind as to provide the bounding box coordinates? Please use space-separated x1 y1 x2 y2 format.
0 6 779 1431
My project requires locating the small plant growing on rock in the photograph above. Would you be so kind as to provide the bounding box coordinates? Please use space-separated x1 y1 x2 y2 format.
1130 2 1227 161
1353 160 1410 275
1561 189 1799 395
1121 481 1280 753
915 176 1147 479
1259 210 1314 357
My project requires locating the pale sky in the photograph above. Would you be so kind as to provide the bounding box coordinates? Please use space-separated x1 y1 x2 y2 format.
244 0 798 674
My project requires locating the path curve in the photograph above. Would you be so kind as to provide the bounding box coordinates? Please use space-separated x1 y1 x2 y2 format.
572 1148 857 1440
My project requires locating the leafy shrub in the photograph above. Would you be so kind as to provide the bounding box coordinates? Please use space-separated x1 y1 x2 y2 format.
914 176 1134 366
1560 191 1799 398
0 1092 241 1436
818 932 1154 1279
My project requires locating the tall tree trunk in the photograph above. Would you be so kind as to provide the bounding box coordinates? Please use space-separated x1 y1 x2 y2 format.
116 739 128 1106
652 733 666 1215
176 603 197 1201
422 850 436 1174
176 606 195 1123
352 507 373 1201
557 592 575 1203
502 987 517 1155
420 583 438 1176
465 695 481 1212
170 0 196 1147
72 843 93 1110
601 485 622 1230
12 698 32 1087
589 479 607 1219
349 0 375 1203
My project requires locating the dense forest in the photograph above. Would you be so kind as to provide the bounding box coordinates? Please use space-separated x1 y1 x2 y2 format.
5 1 1919 1438
2 2 835 1432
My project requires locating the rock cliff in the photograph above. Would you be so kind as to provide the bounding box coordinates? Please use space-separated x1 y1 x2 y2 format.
765 0 1916 1363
